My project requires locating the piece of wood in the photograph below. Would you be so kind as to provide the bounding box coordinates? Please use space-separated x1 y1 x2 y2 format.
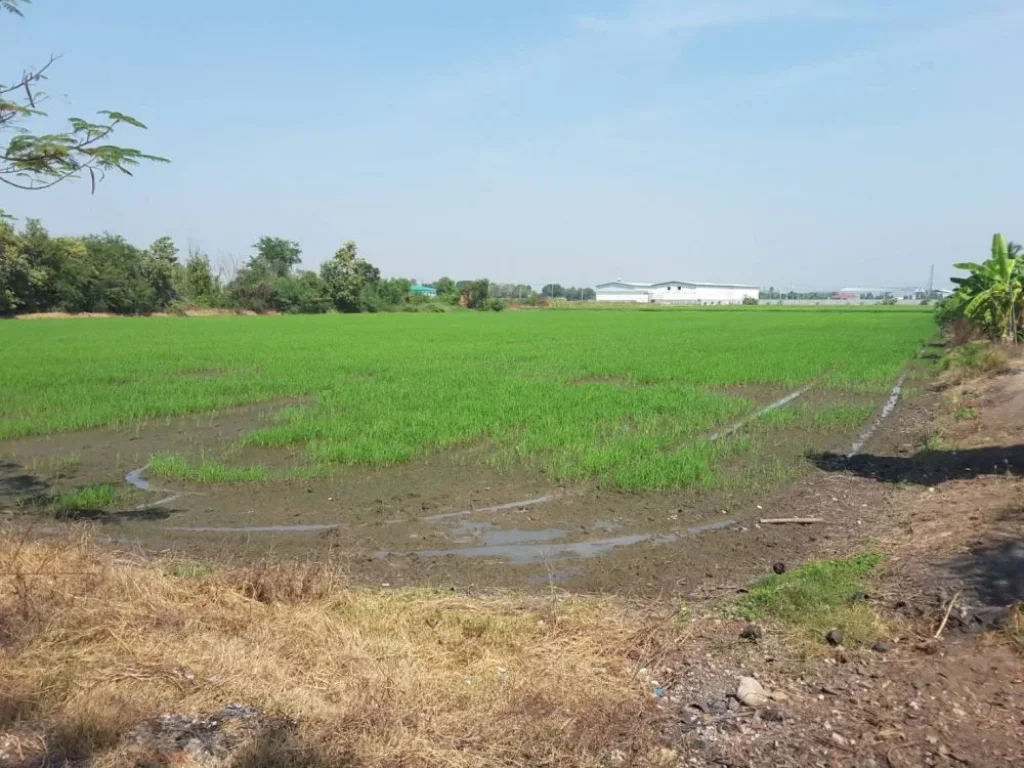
759 517 824 525
934 590 961 639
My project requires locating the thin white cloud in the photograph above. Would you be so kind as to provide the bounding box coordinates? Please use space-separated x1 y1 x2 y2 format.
746 3 1024 98
573 0 872 40
412 0 868 113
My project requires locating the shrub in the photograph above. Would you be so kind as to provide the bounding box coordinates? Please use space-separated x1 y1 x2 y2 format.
943 341 1009 379
742 296 758 305
484 298 506 312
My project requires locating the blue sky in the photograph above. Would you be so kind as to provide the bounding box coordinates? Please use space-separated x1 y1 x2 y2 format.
4 0 1023 289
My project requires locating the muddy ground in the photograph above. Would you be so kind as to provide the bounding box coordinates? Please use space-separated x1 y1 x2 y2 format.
1 377 929 596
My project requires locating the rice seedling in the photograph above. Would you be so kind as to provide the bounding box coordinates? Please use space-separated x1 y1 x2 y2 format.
147 454 268 483
812 403 876 431
0 308 935 491
50 484 120 513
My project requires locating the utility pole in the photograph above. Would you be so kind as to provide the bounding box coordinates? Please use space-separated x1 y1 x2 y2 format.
927 265 934 298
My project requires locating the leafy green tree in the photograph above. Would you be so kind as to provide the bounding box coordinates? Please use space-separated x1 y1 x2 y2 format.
320 241 380 312
952 233 1022 343
432 276 455 296
462 279 491 309
0 219 31 313
273 271 332 314
249 236 302 278
73 235 158 313
1 1 166 192
365 277 412 309
143 236 179 308
182 250 219 306
541 283 565 298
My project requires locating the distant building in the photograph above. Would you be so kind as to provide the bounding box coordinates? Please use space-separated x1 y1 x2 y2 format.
595 280 759 305
411 284 437 297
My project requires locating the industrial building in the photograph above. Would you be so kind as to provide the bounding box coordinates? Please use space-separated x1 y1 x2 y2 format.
595 280 759 305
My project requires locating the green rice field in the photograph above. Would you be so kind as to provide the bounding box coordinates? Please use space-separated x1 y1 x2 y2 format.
0 307 935 491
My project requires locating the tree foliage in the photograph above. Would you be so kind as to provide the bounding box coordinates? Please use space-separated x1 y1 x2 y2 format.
320 241 381 312
943 233 1024 343
1 1 167 193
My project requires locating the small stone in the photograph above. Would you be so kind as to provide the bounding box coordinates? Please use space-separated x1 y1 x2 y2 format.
740 624 764 641
769 690 789 702
825 629 844 647
761 708 785 723
737 676 770 708
772 561 786 575
831 732 849 748
852 591 869 602
872 641 890 654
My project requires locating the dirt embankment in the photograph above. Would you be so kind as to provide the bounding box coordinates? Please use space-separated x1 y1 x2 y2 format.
2 361 1023 767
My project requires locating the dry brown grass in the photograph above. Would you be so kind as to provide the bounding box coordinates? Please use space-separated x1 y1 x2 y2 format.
0 531 675 767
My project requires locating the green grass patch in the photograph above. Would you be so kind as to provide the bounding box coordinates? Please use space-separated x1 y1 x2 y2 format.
812 403 875 431
954 407 978 421
51 483 120 512
148 454 268 484
753 404 804 430
735 553 885 646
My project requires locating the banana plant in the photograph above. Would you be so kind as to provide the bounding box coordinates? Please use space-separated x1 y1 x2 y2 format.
952 234 1023 343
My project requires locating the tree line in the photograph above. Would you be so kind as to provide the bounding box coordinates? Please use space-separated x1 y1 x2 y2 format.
0 220 596 315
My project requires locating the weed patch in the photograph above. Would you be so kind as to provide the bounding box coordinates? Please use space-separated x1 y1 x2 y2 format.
943 342 1009 381
50 483 119 513
735 553 885 646
954 407 978 421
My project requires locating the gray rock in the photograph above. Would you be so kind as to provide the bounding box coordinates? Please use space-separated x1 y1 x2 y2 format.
825 629 844 647
872 640 890 654
772 562 787 575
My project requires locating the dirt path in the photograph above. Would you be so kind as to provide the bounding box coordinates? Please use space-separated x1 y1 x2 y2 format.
658 362 1024 766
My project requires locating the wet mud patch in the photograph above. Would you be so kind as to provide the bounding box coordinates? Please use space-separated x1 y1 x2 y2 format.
0 400 307 513
2 372 937 597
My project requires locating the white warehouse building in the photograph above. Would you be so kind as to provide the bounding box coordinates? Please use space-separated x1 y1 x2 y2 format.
595 280 759 305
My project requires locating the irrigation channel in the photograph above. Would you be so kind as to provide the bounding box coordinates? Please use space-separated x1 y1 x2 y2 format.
122 376 906 566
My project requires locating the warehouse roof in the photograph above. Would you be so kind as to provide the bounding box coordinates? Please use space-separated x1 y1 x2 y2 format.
596 280 758 290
